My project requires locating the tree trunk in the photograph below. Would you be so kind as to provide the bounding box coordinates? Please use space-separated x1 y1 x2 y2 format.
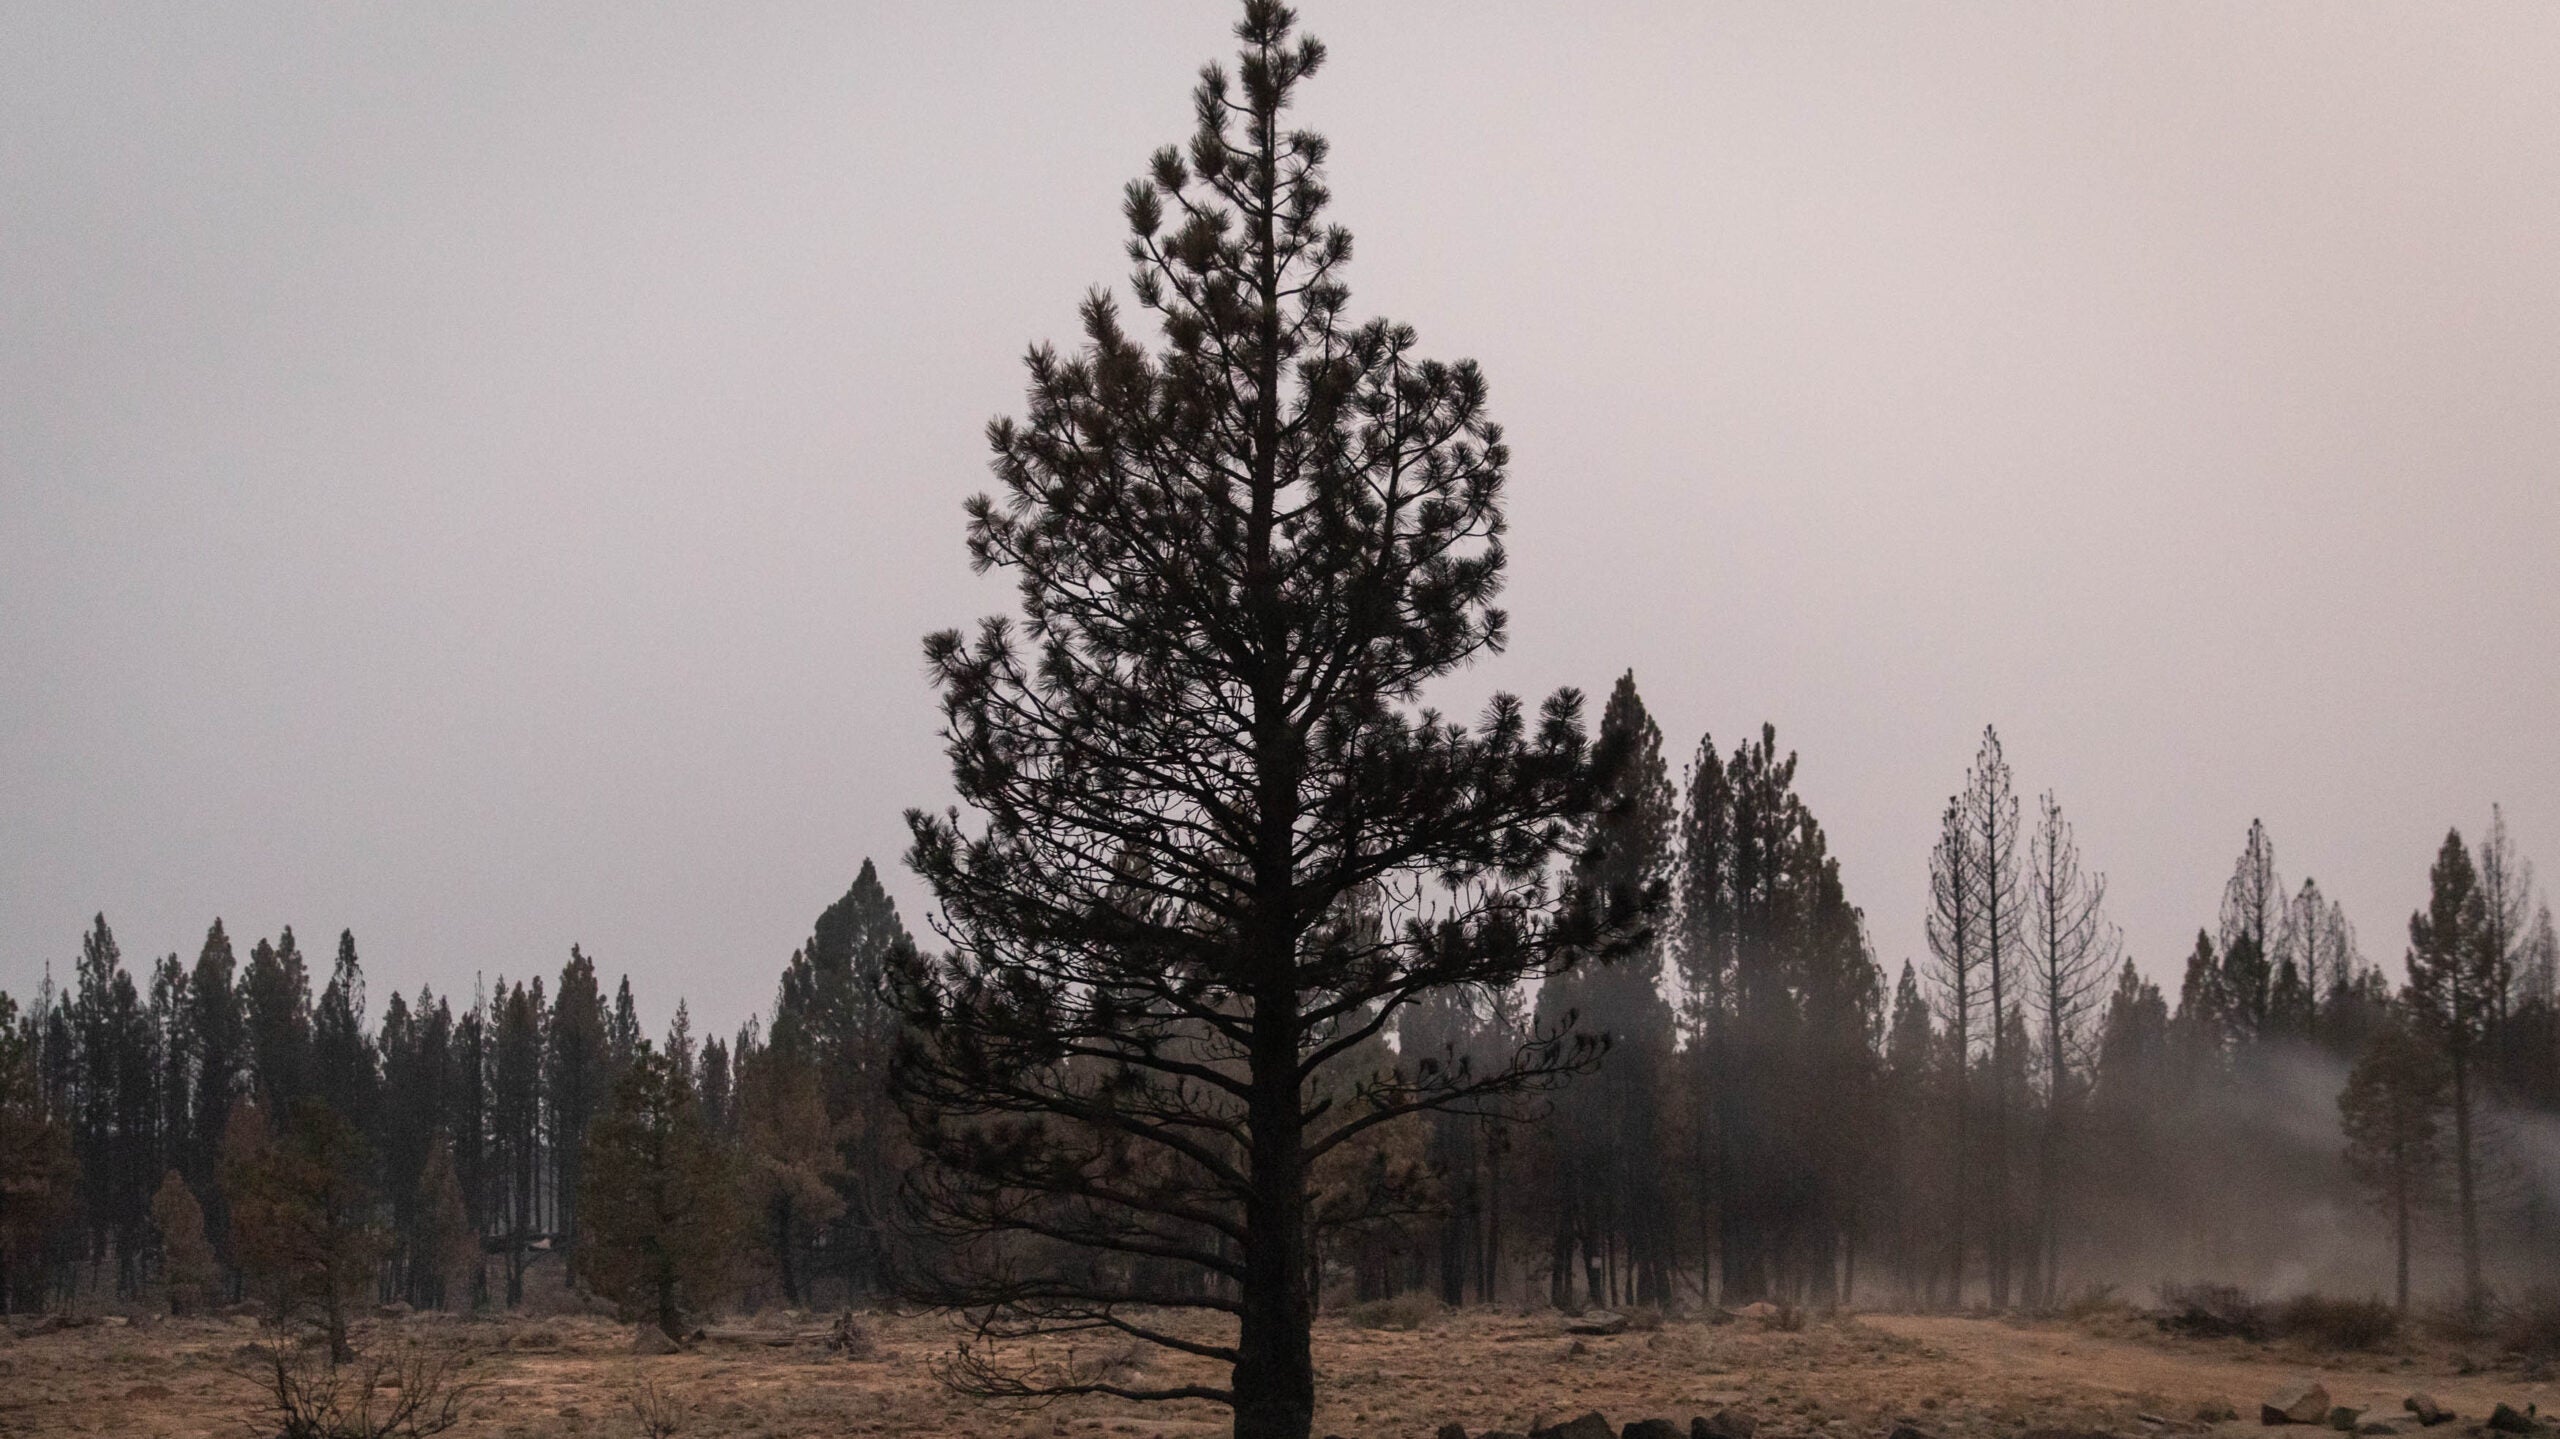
2450 1050 2483 1316
1234 992 1314 1439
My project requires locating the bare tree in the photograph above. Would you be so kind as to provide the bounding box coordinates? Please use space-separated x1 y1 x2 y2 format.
2276 878 2359 1044
1956 728 2024 1305
2023 790 2116 1306
1923 798 1975 1306
2217 820 2283 1040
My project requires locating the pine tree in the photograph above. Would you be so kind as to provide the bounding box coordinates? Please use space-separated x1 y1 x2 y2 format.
2339 1012 2449 1313
148 1169 217 1315
1534 672 1678 1308
310 932 377 1143
224 1098 384 1363
0 990 78 1314
489 979 543 1306
242 928 313 1117
886 8 1634 1431
546 947 610 1256
2217 821 2282 1042
735 1041 844 1306
185 921 244 1270
577 1044 735 1342
414 1135 478 1312
770 860 917 1296
2403 829 2498 1317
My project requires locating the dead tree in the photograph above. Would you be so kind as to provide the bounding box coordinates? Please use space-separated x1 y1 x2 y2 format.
2023 790 2116 1307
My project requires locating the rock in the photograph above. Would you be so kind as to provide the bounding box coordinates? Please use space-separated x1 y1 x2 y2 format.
1565 1312 1630 1336
2329 1409 2366 1432
1438 1425 1469 1439
2358 1425 2401 1436
2485 1405 2534 1434
2137 1416 2173 1429
1888 1424 1939 1439
634 1325 682 1355
1626 1422 1682 1439
1483 1432 1529 1439
2265 1383 2333 1426
2199 1401 2242 1424
1531 1414 1616 1439
2404 1398 2453 1428
1696 1410 1759 1439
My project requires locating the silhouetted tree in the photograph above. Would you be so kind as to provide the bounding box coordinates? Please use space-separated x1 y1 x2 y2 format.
2023 790 2115 1303
2403 829 2497 1316
885 7 1634 1433
0 990 78 1313
2339 1011 2449 1313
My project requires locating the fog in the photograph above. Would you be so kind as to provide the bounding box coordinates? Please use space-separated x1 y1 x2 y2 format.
4 4 2556 1033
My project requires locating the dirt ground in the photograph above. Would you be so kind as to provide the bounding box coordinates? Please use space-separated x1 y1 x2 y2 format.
3 1304 2554 1439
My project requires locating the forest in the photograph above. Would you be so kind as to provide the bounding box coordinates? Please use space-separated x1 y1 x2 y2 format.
3 7 2555 1439
2 739 2554 1334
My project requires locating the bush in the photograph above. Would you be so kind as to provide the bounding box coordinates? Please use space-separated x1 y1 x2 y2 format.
1624 1304 1665 1332
1345 1292 1444 1331
2155 1283 2267 1340
239 1338 475 1439
2273 1294 2399 1351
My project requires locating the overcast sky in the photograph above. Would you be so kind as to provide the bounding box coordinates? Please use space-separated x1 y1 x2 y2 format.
4 4 2554 1037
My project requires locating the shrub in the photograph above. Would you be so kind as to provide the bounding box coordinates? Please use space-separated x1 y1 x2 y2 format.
2273 1294 2399 1351
239 1338 475 1439
2155 1283 2267 1340
1345 1292 1444 1331
1624 1304 1666 1332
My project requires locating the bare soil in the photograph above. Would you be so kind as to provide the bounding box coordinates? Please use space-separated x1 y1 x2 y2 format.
2 1305 2552 1439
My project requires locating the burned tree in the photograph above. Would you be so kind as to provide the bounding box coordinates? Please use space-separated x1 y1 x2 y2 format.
886 7 1638 1437
2022 790 2116 1306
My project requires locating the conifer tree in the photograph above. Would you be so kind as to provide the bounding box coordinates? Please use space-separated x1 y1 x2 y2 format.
577 1044 735 1342
224 1098 384 1363
489 979 543 1305
148 1169 217 1315
0 990 78 1313
2403 830 2498 1317
185 921 244 1253
546 947 610 1254
242 928 313 1117
311 932 378 1143
886 7 1634 1431
2217 821 2282 1041
2339 1012 2449 1313
1534 672 1677 1308
414 1135 478 1312
736 1041 845 1306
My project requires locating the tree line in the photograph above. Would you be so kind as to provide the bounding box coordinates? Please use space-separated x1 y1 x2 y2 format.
0 860 923 1342
7 710 2546 1336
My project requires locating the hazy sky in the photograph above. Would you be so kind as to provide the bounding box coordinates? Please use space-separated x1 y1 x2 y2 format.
5 4 2554 1037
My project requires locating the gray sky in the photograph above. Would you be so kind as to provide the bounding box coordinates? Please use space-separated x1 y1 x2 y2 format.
4 4 2554 1037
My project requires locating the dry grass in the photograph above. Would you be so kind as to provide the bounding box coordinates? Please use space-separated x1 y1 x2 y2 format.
2 1302 2554 1439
